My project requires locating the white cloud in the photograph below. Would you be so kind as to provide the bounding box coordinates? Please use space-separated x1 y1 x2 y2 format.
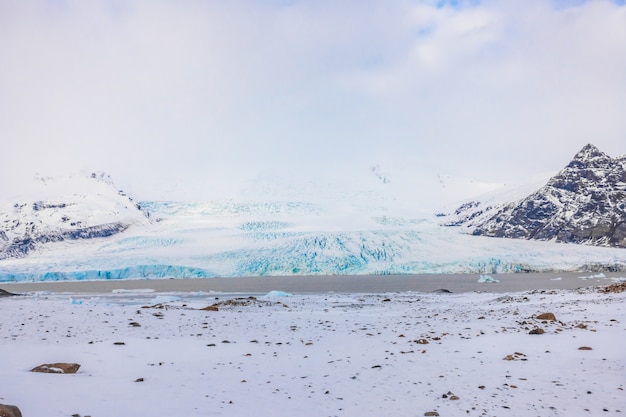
0 0 624 201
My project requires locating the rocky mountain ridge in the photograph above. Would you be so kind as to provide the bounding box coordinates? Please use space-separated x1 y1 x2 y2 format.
447 144 626 248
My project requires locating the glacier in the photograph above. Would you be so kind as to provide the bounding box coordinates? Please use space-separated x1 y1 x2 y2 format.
2 171 626 282
2 199 626 282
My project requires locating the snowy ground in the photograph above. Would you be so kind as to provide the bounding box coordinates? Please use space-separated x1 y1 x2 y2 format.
1 284 625 417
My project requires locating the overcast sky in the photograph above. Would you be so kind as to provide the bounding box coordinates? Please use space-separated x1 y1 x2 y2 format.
1 0 625 201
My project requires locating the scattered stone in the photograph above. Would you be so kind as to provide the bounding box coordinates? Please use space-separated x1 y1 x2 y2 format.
128 322 141 327
598 282 626 294
503 352 527 361
135 377 144 382
205 297 276 310
432 289 452 294
113 342 126 345
0 404 22 417
578 346 593 350
529 328 545 335
31 363 81 374
442 391 460 400
536 312 556 321
414 339 429 344
424 412 440 416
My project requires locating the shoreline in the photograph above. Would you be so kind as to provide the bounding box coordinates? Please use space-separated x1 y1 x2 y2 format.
3 271 623 295
2 273 625 416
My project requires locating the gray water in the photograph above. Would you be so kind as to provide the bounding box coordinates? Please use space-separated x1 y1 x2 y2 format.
4 271 623 295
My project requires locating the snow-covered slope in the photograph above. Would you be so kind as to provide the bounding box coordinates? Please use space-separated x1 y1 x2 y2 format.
446 144 626 248
0 172 150 260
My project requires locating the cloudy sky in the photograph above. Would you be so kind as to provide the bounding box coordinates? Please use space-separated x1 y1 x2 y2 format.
1 0 625 202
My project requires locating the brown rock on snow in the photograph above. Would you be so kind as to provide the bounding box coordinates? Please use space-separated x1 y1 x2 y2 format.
503 352 527 361
31 363 81 374
0 404 22 417
536 312 557 321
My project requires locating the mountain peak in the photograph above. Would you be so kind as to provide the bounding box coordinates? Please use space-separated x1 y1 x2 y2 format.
447 143 626 248
568 143 611 169
575 143 601 157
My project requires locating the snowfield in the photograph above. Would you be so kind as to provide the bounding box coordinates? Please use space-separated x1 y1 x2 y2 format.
1 283 624 416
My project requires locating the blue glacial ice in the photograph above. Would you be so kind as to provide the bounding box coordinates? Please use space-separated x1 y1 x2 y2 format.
0 265 214 283
3 199 626 282
477 274 500 283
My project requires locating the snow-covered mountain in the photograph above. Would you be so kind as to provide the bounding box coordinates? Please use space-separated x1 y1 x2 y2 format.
446 144 626 248
0 172 150 260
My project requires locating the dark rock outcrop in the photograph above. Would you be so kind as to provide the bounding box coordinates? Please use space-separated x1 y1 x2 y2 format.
0 289 19 297
0 404 22 417
0 223 128 260
448 144 626 248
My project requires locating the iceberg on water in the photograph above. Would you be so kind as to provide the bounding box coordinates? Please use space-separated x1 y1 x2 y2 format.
263 290 293 297
477 275 499 283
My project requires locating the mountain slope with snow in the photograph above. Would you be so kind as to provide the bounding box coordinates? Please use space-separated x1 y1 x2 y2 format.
0 172 150 260
447 144 626 248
